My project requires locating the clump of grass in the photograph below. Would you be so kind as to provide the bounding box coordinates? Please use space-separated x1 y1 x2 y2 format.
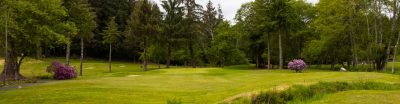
167 98 182 104
250 81 400 104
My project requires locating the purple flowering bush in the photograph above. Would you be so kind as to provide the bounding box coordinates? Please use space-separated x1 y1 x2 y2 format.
288 59 307 73
46 61 77 80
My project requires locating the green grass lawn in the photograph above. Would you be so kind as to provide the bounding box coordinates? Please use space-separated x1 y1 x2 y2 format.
0 58 399 104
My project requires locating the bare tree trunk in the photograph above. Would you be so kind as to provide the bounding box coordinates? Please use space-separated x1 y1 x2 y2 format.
256 55 259 68
1 40 25 80
65 33 71 66
391 0 399 73
157 59 160 69
166 44 171 68
392 33 399 73
3 11 8 84
383 41 392 71
143 39 147 71
79 37 84 76
109 43 112 72
66 42 71 66
189 41 196 68
279 28 283 69
386 0 399 72
36 43 42 59
351 4 358 70
267 42 271 69
364 0 372 71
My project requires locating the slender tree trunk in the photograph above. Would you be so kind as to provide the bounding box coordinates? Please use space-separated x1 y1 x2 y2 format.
166 44 171 68
65 33 71 66
157 59 160 69
383 41 392 71
109 43 112 72
267 42 271 69
391 1 399 73
386 1 399 72
392 33 399 73
3 12 8 83
279 28 283 69
36 43 42 59
79 37 84 76
189 41 196 68
256 55 259 68
364 0 372 71
66 41 71 66
143 39 147 71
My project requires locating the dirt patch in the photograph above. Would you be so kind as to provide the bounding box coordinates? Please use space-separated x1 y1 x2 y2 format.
221 84 291 104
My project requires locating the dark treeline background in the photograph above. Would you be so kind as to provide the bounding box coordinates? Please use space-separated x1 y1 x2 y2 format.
1 0 400 79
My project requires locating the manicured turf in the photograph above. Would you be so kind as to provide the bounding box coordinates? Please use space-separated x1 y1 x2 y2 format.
0 58 399 104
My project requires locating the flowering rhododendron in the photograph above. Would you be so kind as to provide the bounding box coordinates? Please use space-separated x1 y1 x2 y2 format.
47 61 77 80
288 59 307 72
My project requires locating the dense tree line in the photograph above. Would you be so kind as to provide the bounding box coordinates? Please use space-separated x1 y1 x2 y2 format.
1 0 400 80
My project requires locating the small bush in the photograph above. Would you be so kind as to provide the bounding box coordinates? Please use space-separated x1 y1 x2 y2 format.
288 59 307 72
46 61 77 80
167 98 182 104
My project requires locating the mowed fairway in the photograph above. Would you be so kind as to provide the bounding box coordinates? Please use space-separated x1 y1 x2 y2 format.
0 58 400 104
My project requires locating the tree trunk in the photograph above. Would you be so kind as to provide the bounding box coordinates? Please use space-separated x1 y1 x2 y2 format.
3 11 8 84
189 41 196 68
386 1 399 72
109 43 112 72
278 28 283 69
392 42 398 73
158 59 160 69
256 55 259 68
143 39 147 72
382 41 392 71
166 44 171 68
66 41 71 66
391 1 399 73
1 41 25 80
267 42 271 69
364 0 372 71
79 37 84 76
36 43 42 59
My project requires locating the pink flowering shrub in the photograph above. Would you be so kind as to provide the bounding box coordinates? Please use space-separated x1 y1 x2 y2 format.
47 61 77 80
288 59 307 73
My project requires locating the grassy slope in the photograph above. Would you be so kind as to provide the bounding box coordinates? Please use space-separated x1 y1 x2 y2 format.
311 90 400 104
0 58 399 103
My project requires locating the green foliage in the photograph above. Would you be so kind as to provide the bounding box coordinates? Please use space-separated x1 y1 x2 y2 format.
102 17 120 45
64 0 97 39
209 21 248 66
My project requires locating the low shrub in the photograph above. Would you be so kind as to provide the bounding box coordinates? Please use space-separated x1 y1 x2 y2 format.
167 98 182 104
288 59 307 73
46 61 77 80
251 81 400 104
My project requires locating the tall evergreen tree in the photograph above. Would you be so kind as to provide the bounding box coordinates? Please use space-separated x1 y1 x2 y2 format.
103 17 120 72
161 0 184 68
181 0 203 68
126 0 161 71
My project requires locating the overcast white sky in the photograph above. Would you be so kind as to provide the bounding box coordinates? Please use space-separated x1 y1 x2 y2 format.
154 0 319 22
